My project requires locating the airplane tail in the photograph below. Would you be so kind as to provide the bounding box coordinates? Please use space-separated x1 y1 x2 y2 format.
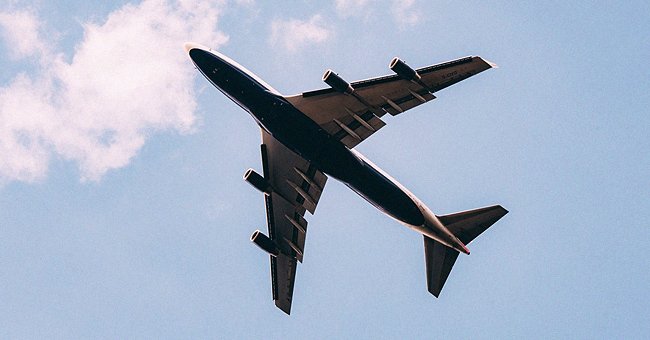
424 205 508 297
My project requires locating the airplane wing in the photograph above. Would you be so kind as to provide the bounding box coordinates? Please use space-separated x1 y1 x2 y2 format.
284 56 496 149
259 130 328 314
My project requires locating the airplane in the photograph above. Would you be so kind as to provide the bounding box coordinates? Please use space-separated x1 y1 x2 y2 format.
184 42 508 315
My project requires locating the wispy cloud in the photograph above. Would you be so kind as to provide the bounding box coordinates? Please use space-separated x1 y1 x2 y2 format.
234 0 255 6
334 0 370 18
269 15 332 53
392 0 421 28
333 0 421 27
0 0 228 183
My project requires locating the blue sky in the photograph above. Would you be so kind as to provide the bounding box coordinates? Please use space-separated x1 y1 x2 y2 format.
1 0 648 338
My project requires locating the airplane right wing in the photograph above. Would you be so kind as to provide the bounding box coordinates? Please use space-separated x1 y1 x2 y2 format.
285 56 496 149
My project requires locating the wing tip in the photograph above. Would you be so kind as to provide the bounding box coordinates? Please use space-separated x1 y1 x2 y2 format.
495 204 509 217
275 300 292 315
428 287 441 298
484 58 499 69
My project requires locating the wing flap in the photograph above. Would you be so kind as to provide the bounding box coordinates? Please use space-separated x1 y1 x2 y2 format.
287 92 388 149
264 133 328 214
268 192 306 262
273 253 297 314
328 109 386 148
378 91 436 116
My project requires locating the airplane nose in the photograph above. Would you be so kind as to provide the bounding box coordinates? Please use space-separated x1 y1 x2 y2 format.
183 42 205 54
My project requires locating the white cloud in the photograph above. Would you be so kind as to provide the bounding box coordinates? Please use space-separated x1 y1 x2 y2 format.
0 0 228 183
269 15 332 53
334 0 370 18
0 9 48 60
392 0 421 28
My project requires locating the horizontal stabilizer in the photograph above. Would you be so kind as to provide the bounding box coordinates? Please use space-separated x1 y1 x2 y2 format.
424 236 459 297
438 205 508 245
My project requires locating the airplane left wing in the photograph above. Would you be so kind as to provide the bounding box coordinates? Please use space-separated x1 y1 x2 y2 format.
253 130 328 314
284 56 495 149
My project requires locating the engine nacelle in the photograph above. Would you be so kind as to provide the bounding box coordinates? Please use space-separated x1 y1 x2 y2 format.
390 57 421 82
250 230 279 256
322 69 354 94
243 168 271 194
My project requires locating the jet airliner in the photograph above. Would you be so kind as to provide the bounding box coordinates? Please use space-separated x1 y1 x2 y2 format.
184 42 508 314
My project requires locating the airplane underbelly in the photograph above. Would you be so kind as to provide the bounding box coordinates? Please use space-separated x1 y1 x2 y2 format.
259 101 424 227
310 141 425 226
343 161 425 227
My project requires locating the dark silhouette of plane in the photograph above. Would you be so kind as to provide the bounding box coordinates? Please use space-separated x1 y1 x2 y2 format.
185 42 507 314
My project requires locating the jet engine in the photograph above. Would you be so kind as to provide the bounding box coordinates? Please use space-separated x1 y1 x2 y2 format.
250 230 280 256
244 168 271 194
322 69 354 94
389 57 421 82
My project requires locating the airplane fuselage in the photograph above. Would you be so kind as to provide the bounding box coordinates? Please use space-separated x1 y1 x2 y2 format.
188 46 470 254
